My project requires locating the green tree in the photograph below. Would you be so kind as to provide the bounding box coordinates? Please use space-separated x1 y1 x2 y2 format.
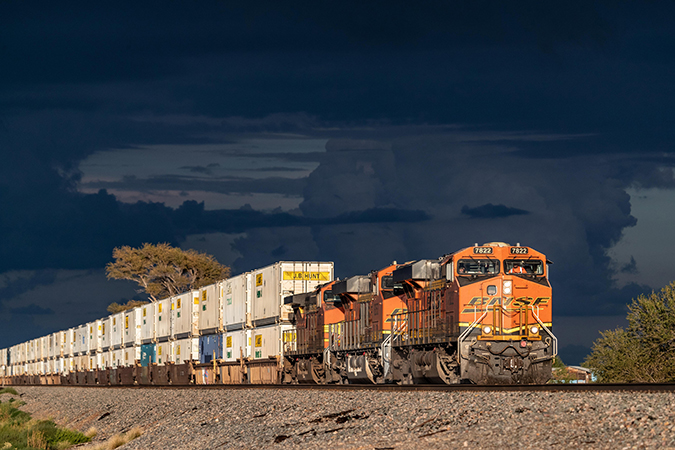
106 299 150 314
106 243 230 302
584 281 675 382
549 356 577 384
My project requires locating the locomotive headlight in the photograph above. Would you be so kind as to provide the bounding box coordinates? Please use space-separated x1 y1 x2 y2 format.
503 280 512 295
530 326 539 335
482 326 492 335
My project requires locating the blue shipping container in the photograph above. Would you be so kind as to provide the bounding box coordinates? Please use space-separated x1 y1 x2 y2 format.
140 343 156 367
199 334 223 364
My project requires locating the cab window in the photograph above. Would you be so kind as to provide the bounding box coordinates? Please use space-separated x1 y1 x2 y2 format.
381 275 394 290
457 259 500 275
504 259 544 275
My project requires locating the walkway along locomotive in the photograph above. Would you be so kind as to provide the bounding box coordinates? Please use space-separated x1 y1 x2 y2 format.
283 242 556 384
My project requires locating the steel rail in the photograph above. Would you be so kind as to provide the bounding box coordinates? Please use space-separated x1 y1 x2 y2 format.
10 383 675 392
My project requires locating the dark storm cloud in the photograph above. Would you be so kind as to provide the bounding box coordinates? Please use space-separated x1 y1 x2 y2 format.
83 175 308 196
227 136 654 318
621 256 639 275
461 204 530 219
10 304 54 315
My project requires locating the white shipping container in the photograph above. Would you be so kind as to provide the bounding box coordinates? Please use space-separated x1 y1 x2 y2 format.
140 303 156 344
100 350 110 369
111 349 124 368
75 325 87 355
198 283 221 334
251 262 334 326
101 316 112 351
63 329 74 357
156 341 171 365
156 298 172 341
248 323 295 360
111 312 124 349
87 320 102 353
38 337 46 360
173 337 198 365
173 291 199 339
124 308 142 347
221 273 248 330
223 329 247 361
123 346 140 367
48 333 57 359
55 357 63 374
27 340 35 362
42 336 50 360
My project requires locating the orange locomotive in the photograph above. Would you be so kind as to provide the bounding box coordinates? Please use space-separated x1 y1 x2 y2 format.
283 242 556 384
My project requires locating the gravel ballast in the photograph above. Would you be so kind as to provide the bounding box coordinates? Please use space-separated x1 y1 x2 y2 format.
9 386 675 449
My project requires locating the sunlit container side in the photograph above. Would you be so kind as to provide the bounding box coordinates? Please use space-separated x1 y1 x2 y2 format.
36 339 43 361
75 324 87 355
140 303 156 344
123 345 140 367
198 283 222 335
63 330 74 358
222 273 248 331
156 341 171 365
41 336 49 361
251 261 334 327
111 312 124 349
27 340 35 362
87 319 103 354
124 307 142 347
156 298 172 342
48 333 56 359
100 350 110 369
174 337 198 365
89 353 102 370
111 348 124 369
248 323 295 360
101 316 112 351
173 291 199 340
65 356 73 373
21 342 28 365
37 360 45 375
223 329 247 361
40 337 48 361
35 338 42 362
198 334 222 363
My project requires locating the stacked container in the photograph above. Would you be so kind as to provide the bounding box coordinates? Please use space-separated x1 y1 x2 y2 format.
87 320 102 355
101 316 112 352
140 303 155 345
173 291 198 340
156 298 172 344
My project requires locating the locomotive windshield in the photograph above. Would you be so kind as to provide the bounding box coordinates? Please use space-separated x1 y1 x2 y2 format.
457 259 500 275
504 259 544 275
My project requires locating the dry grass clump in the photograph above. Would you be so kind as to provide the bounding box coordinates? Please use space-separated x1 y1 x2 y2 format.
84 427 98 439
27 430 47 449
89 426 143 450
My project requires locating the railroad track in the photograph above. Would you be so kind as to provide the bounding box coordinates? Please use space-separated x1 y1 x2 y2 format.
10 383 675 392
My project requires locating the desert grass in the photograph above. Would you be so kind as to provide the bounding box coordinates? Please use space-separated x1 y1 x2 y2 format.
88 427 142 450
0 390 89 450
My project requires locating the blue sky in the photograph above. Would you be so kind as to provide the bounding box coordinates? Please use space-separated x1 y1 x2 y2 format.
2 1 675 364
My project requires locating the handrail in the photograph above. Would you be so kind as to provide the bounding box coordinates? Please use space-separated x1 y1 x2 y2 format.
529 304 558 357
457 302 490 362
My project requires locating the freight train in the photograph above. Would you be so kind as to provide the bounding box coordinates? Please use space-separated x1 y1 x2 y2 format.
0 243 556 386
